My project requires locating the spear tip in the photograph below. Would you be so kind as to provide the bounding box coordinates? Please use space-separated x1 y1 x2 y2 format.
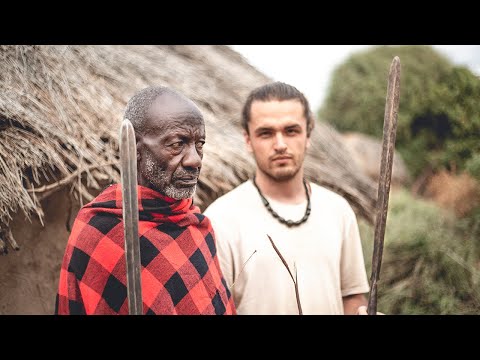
391 56 401 71
122 117 134 130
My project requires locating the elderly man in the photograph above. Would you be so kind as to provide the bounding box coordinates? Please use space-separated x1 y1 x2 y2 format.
55 86 236 315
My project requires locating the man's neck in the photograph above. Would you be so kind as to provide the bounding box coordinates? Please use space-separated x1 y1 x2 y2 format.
254 170 306 204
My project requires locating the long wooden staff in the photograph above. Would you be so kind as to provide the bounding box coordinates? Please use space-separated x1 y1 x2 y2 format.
367 57 401 315
120 118 143 315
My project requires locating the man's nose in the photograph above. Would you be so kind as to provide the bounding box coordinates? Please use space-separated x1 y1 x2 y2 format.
273 133 287 153
182 144 202 169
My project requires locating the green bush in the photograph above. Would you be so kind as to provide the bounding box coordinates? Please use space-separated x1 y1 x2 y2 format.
320 46 480 178
464 148 480 181
359 189 480 314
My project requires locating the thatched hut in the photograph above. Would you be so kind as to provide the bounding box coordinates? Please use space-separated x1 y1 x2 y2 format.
0 45 377 314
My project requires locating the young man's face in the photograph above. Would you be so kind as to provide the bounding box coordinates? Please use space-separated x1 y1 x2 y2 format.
137 94 205 199
244 99 310 182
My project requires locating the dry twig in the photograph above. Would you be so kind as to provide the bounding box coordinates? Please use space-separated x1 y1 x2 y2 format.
267 234 303 315
230 250 257 290
26 161 118 200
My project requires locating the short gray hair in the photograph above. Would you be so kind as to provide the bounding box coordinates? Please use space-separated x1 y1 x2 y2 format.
124 86 171 134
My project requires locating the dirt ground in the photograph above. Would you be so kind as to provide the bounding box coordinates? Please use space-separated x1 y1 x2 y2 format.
0 188 82 314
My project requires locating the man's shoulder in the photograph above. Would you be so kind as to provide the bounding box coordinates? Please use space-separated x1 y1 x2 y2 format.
204 180 254 214
310 182 353 211
72 184 122 235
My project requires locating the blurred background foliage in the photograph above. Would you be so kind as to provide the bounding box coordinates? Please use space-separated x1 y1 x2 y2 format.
320 45 480 180
359 190 480 314
319 45 480 314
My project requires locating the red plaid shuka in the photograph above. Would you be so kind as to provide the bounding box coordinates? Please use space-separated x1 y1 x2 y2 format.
55 184 236 315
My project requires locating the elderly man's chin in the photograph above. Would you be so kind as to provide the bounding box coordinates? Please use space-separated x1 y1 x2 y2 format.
164 184 196 200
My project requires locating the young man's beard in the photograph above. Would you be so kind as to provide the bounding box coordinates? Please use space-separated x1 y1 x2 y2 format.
143 154 198 199
262 165 301 182
254 153 304 182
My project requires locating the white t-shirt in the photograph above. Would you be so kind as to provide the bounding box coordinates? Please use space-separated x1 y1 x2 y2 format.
204 180 370 315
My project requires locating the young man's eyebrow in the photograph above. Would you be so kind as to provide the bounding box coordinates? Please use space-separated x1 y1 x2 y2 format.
254 124 302 134
254 126 274 134
285 124 302 130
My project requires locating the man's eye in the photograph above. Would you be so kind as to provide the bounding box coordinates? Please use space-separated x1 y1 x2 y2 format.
171 141 184 149
258 132 271 137
196 141 205 149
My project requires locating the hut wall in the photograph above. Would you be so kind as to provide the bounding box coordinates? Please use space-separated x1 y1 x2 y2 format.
0 188 83 314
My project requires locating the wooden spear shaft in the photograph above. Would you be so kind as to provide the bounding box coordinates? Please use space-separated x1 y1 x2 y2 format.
120 118 143 315
367 56 401 315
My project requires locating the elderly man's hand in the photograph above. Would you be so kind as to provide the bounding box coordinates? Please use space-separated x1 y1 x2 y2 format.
357 305 385 315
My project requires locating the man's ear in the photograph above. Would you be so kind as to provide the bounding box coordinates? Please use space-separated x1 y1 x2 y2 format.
243 130 253 153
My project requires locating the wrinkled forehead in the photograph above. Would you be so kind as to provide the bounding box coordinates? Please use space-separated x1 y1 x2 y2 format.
145 93 205 132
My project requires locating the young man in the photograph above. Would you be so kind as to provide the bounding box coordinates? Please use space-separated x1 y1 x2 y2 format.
55 86 236 315
204 82 370 315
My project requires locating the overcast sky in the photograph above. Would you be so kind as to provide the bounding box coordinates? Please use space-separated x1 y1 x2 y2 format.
230 45 480 111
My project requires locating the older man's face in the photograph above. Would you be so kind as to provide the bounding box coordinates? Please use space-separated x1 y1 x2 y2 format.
137 94 205 199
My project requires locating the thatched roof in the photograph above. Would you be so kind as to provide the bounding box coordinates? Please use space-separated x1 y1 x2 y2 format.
0 45 377 253
342 132 411 186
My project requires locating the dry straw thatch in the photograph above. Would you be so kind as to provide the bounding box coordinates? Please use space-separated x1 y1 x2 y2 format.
0 45 377 254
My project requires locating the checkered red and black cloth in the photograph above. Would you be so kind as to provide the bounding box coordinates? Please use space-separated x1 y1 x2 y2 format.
55 184 236 315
